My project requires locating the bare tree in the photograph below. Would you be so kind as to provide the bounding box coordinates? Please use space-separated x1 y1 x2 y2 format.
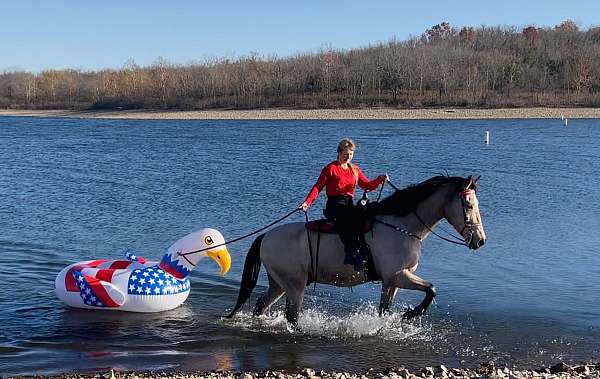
2 22 600 110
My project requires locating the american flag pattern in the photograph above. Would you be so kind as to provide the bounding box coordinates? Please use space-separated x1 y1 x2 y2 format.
64 258 134 293
73 270 116 308
125 251 146 264
127 266 190 296
55 228 227 312
62 252 190 310
158 252 191 279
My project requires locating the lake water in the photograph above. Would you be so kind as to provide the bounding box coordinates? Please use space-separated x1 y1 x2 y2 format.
0 116 599 376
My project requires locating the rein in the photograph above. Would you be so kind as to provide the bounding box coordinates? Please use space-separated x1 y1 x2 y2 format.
177 208 300 266
373 179 424 243
413 211 466 246
374 219 422 242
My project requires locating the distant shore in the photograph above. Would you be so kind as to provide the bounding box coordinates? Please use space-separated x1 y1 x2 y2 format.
1 107 599 120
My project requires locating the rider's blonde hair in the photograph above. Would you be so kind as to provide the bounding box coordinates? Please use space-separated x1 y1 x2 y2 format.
337 138 356 153
337 138 358 184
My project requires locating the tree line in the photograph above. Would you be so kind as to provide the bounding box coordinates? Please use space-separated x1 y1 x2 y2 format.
1 20 599 110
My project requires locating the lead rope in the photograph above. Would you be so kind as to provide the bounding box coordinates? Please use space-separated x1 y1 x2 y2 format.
178 208 300 264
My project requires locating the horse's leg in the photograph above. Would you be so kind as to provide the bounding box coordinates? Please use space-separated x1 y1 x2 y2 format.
285 290 305 326
253 274 285 316
282 277 306 326
379 285 398 316
391 269 436 320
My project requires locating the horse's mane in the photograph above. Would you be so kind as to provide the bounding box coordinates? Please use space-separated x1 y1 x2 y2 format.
371 175 464 216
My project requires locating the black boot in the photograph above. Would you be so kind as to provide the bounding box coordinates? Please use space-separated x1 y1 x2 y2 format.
352 245 369 272
357 243 371 270
343 243 361 267
344 247 367 272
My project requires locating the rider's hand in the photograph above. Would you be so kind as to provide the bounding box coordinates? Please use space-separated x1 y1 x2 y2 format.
299 202 309 212
379 174 389 183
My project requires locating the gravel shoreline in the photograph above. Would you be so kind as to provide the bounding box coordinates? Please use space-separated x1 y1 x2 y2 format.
1 107 599 120
9 363 600 379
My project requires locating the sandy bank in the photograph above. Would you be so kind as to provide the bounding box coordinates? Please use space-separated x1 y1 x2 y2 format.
1 107 599 120
14 363 599 379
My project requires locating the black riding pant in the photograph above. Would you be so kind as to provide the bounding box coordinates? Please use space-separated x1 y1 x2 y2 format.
324 196 360 253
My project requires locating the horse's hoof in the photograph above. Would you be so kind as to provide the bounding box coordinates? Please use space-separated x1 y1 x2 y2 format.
402 306 422 320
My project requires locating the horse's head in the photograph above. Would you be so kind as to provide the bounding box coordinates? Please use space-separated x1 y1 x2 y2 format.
444 176 486 250
160 228 232 279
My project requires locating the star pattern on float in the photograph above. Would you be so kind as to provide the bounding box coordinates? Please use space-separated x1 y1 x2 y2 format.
125 251 146 264
74 271 106 307
127 266 190 295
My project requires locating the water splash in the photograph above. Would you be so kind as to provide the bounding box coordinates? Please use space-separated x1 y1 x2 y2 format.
223 304 432 342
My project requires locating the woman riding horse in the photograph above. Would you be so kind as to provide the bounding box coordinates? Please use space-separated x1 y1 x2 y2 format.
300 138 387 268
228 175 486 325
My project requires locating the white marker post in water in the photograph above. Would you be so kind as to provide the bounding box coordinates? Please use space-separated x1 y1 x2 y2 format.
485 131 490 145
565 118 568 126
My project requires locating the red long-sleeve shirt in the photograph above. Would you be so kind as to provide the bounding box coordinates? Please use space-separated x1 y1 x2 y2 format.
303 161 384 206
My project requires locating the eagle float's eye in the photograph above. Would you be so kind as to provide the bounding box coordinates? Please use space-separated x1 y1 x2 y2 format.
204 236 214 245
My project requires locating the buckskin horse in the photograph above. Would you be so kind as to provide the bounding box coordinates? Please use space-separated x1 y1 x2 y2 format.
227 175 486 324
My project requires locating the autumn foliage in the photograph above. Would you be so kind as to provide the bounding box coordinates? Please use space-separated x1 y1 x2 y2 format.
1 21 599 110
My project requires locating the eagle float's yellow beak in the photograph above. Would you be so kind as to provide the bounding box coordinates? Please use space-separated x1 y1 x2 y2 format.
206 248 231 276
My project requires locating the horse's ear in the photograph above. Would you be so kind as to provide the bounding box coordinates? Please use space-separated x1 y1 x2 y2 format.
470 175 481 191
462 175 473 190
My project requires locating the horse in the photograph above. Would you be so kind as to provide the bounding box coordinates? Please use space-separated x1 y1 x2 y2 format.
226 175 486 324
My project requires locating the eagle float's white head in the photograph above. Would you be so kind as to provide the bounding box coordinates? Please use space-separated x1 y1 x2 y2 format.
159 228 231 279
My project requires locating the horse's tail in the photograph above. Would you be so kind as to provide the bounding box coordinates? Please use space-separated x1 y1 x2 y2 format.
225 233 265 318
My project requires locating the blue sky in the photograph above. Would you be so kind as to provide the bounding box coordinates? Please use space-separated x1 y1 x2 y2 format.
2 0 599 72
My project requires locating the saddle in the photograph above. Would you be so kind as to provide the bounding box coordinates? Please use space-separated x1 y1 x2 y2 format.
304 218 374 234
304 217 379 282
303 196 380 282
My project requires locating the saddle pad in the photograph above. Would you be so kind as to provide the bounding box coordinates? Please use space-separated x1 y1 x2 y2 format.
305 219 373 234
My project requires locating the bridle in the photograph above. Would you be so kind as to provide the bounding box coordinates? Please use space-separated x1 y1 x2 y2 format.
375 187 481 247
457 188 482 246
